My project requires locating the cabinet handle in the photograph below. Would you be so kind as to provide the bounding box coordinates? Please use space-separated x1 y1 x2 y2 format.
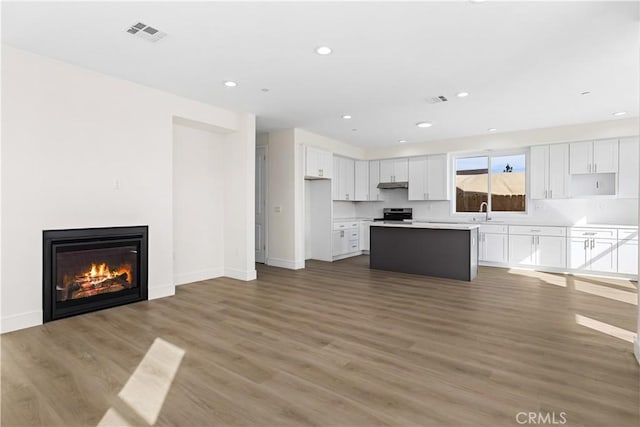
584 239 588 250
536 236 540 245
319 169 323 177
594 164 597 173
340 230 344 237
549 189 552 198
590 239 595 249
530 229 541 233
544 190 548 198
345 194 349 200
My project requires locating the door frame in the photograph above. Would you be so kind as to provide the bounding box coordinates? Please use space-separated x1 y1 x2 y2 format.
256 144 268 264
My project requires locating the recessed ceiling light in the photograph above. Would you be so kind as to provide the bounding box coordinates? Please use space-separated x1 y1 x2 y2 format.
398 139 408 144
315 46 332 55
612 111 627 116
488 128 497 132
469 0 487 3
416 122 433 128
223 81 237 87
342 115 352 119
456 92 469 98
580 91 591 95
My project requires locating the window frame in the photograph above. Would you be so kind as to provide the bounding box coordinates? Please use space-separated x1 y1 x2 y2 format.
451 148 530 218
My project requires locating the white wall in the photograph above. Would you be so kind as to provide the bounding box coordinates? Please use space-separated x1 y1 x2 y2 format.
1 46 255 333
172 122 225 284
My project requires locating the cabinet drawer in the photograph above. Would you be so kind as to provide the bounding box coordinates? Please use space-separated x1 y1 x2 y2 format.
570 228 617 239
479 225 508 234
348 230 359 239
348 240 359 252
510 226 566 237
618 228 638 241
333 222 349 230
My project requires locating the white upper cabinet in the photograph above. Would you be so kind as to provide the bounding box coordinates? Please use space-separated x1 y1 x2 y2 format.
569 139 618 174
332 156 355 201
380 158 408 182
592 139 618 173
408 157 427 200
369 161 383 201
530 144 569 199
618 137 639 198
408 155 450 201
426 154 450 200
548 144 570 199
530 145 549 199
354 160 369 201
304 146 333 179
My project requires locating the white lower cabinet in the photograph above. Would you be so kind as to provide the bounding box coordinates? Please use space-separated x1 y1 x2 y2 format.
478 225 508 264
618 239 638 275
332 222 360 258
508 226 566 268
569 228 617 273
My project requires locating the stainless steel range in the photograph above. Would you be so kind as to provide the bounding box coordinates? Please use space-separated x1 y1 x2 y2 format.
374 208 412 224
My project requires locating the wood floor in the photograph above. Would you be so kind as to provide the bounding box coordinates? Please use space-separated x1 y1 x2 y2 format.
2 256 638 427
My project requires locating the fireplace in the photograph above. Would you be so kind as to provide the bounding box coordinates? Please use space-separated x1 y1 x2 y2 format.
43 226 148 322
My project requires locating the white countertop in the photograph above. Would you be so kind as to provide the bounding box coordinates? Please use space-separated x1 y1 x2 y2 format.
333 217 637 229
370 222 480 230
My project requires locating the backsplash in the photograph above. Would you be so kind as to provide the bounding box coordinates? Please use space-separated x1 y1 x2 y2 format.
333 189 638 226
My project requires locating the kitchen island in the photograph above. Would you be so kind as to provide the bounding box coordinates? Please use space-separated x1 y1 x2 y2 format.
369 222 479 281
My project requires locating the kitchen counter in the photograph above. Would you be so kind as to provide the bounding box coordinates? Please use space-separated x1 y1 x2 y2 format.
413 218 637 229
371 222 480 230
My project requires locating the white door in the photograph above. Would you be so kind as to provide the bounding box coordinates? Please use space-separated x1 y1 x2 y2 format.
537 236 566 268
509 235 535 265
394 158 409 182
408 157 427 200
529 145 549 199
589 238 617 273
569 238 589 269
379 159 394 182
618 240 638 275
354 160 369 201
369 161 382 201
342 157 355 201
569 141 592 174
332 156 341 200
548 144 569 198
592 139 618 173
484 233 508 263
255 145 267 263
426 154 449 200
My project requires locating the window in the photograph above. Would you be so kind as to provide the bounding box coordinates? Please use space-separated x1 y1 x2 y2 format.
455 152 526 213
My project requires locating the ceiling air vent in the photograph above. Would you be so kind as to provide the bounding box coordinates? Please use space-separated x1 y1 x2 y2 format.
426 95 448 104
125 22 167 43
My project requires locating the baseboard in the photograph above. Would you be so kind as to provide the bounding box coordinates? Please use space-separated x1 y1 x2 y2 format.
1 310 42 334
148 283 175 300
635 336 640 366
174 268 224 286
224 268 257 281
267 257 305 270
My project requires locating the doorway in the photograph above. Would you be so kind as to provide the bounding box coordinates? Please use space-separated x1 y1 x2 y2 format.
255 145 267 263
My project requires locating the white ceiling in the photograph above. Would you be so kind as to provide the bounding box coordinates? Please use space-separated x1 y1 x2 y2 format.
2 1 639 147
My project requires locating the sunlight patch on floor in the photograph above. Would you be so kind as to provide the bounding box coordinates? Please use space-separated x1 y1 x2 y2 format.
574 282 637 305
97 337 185 426
507 268 566 287
575 314 637 343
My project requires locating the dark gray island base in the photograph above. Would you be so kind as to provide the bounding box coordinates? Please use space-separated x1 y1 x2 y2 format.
369 223 479 281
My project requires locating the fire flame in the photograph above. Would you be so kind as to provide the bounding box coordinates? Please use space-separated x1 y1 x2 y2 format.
80 262 132 285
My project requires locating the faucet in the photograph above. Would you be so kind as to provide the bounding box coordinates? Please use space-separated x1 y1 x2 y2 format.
479 202 490 222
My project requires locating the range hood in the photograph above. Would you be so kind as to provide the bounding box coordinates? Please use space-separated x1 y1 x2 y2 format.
377 181 409 189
